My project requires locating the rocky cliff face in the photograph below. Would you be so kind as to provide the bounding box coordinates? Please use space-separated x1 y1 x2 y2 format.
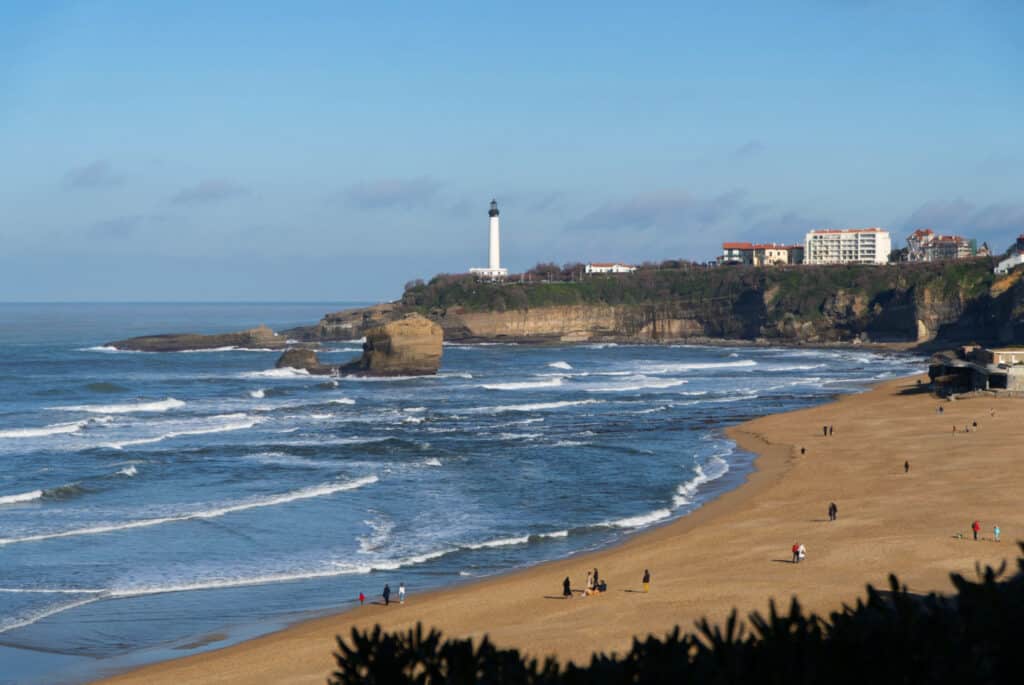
340 314 443 376
300 261 1024 349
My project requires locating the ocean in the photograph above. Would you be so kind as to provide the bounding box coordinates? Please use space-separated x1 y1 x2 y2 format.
0 303 920 683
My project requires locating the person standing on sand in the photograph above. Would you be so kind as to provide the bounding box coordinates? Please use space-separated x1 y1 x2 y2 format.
798 543 806 562
994 525 1001 542
563 576 572 598
823 425 828 437
904 460 910 473
642 569 650 593
829 425 834 436
972 520 981 541
828 502 837 521
584 570 593 595
593 567 599 589
382 584 391 606
398 582 406 604
792 543 800 563
358 592 365 606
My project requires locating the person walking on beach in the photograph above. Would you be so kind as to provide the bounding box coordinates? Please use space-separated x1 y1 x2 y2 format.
798 543 806 562
358 592 365 606
994 524 1001 542
382 584 391 606
829 425 834 436
563 576 572 598
972 520 981 541
828 502 837 521
642 569 651 593
823 425 828 437
398 582 406 604
792 543 800 563
904 460 910 474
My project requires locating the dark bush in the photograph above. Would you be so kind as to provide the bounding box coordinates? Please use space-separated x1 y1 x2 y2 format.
330 546 1023 684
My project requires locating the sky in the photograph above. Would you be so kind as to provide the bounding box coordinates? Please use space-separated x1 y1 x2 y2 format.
1 1 1022 301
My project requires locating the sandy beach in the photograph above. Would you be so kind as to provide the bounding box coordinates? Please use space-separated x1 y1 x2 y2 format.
97 375 1023 684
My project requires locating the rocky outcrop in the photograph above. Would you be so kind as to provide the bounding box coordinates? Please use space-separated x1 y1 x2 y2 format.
275 349 335 375
340 314 442 376
109 325 284 352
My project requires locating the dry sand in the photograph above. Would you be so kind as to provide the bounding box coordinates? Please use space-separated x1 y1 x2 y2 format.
97 375 1023 684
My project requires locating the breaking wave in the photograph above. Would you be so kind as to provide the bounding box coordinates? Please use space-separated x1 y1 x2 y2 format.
241 368 312 379
54 398 185 414
0 475 379 546
103 414 261 450
481 377 564 391
0 489 43 505
469 399 603 414
0 416 111 439
548 361 573 370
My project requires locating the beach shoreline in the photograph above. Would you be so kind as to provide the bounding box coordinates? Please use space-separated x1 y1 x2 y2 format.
93 374 1023 684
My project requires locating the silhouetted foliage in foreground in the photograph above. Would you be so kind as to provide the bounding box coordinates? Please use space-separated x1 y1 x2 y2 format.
330 546 1023 684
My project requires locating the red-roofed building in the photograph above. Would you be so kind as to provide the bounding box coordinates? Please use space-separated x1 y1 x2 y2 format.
719 242 804 266
906 228 975 262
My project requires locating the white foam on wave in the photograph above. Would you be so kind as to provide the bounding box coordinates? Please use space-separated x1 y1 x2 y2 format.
117 465 138 477
470 399 603 414
54 398 185 414
463 535 530 550
0 417 110 439
548 361 573 370
0 475 379 546
0 596 101 634
241 368 312 379
244 452 330 469
422 457 442 467
585 376 688 393
553 439 586 447
78 346 143 354
600 508 673 529
357 515 395 554
498 432 543 441
673 455 731 508
643 359 757 374
329 398 356 405
481 377 564 391
250 388 266 399
0 489 43 505
178 346 277 353
103 414 261 450
0 587 106 594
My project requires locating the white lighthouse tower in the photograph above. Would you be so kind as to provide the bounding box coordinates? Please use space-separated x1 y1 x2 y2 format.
470 199 509 279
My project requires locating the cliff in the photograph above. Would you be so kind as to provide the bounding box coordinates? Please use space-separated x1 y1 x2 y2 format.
298 259 1024 349
109 324 285 352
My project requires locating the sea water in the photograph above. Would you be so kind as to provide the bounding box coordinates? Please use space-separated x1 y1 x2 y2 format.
0 303 921 683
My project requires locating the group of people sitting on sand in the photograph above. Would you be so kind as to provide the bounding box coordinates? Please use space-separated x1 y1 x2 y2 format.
562 568 651 597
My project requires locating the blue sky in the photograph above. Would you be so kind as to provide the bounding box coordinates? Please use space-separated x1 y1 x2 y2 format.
2 1 1022 301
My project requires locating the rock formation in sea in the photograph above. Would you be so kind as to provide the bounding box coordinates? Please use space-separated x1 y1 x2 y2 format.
274 348 335 375
108 325 285 352
339 314 443 376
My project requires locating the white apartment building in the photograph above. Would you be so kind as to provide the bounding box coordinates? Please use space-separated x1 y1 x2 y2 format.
585 262 637 274
804 228 891 265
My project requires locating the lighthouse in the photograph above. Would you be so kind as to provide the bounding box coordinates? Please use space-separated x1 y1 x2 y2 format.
470 199 509 279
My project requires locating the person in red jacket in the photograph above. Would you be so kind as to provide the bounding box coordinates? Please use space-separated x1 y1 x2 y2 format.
792 543 800 563
972 520 981 541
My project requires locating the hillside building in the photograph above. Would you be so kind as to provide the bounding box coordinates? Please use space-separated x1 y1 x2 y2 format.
585 262 637 274
906 229 975 262
719 242 804 266
469 199 508 280
804 228 891 265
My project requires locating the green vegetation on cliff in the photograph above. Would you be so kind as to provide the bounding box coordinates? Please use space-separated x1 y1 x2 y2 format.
403 260 995 316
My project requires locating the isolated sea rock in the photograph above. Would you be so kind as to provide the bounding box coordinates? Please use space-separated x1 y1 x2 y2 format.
275 349 335 375
340 314 442 376
108 325 284 352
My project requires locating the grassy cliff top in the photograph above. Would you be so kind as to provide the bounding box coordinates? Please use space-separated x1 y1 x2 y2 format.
401 259 996 314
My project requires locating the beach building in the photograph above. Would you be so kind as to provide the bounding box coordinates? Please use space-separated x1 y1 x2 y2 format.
718 242 804 266
906 229 975 262
929 346 1024 394
585 262 637 274
469 199 508 280
804 228 891 265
